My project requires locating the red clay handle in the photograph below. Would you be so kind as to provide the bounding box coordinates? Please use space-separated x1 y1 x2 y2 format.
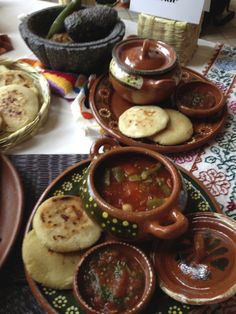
141 39 151 59
193 232 206 263
90 137 120 159
145 208 188 239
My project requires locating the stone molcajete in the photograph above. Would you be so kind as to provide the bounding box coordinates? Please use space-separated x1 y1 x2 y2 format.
79 137 188 241
19 6 125 74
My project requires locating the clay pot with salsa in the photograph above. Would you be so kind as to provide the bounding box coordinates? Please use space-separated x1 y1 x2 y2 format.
73 241 156 314
176 80 225 118
79 138 188 241
109 37 182 105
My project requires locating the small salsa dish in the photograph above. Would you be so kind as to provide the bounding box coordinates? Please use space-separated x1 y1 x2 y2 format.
175 80 225 118
73 241 156 314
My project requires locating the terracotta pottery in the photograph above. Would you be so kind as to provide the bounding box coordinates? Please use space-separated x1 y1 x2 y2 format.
151 212 236 305
79 137 188 241
109 37 182 105
73 241 156 314
176 80 225 118
0 154 24 269
23 157 223 314
89 67 227 154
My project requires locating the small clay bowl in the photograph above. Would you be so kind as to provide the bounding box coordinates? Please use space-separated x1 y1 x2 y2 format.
73 241 156 314
79 137 188 241
176 80 225 118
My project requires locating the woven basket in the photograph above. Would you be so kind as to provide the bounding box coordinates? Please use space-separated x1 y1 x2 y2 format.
137 13 203 65
0 59 51 152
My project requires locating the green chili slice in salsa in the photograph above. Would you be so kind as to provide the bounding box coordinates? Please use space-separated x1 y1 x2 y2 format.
97 156 172 212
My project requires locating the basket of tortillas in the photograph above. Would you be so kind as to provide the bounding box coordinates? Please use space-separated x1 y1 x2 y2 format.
0 58 50 151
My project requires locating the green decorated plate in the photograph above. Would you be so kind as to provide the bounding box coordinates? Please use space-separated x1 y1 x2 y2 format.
25 159 221 314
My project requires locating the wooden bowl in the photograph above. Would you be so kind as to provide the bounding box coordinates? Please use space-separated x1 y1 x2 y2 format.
175 80 225 118
19 6 125 74
73 241 156 314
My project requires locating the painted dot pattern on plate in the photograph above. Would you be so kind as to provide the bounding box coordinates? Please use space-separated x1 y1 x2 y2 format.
33 162 219 314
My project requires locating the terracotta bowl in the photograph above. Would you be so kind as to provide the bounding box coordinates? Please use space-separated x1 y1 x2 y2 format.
79 137 188 241
19 6 125 74
175 80 225 118
73 241 156 314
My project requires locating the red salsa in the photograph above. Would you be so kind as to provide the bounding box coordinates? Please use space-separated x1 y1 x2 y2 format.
97 156 172 212
181 88 216 110
81 247 145 313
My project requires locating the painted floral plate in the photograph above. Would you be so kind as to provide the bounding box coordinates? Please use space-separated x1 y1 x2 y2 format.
0 154 24 269
89 67 227 154
25 159 222 314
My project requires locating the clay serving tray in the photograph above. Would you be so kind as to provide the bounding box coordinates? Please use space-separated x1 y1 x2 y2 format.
0 154 24 269
89 67 227 154
24 158 222 314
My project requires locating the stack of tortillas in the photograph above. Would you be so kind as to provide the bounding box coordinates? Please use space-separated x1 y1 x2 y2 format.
0 65 39 133
118 106 193 145
22 195 101 290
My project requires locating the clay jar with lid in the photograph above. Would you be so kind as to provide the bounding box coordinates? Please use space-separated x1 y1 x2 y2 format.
109 37 182 105
79 137 188 242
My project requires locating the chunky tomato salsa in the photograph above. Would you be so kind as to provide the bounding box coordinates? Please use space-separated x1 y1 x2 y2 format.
97 156 172 212
181 89 216 109
81 247 145 313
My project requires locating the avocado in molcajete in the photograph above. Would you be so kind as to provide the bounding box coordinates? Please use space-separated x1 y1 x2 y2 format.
64 6 118 42
96 0 117 3
19 6 125 73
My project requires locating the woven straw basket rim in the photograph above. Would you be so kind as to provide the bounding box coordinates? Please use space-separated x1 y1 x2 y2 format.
0 58 51 152
137 13 202 65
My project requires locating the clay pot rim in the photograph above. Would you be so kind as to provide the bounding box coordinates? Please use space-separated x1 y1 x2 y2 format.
73 241 156 314
112 37 178 76
176 80 225 118
87 146 182 221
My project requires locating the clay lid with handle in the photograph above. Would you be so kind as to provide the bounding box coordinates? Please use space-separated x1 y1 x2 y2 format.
112 37 177 75
151 212 236 305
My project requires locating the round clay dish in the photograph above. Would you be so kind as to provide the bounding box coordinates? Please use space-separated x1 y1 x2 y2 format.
0 154 24 268
23 158 223 314
151 212 236 305
89 67 227 154
112 38 177 75
73 241 156 314
176 80 225 118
